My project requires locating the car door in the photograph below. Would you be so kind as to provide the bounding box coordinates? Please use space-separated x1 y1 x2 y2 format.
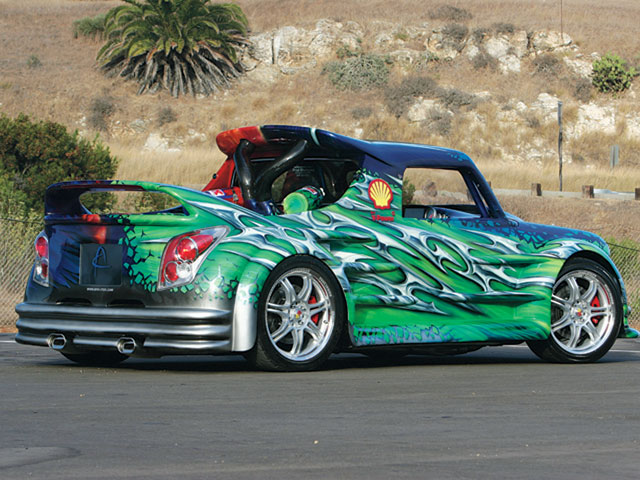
367 166 553 345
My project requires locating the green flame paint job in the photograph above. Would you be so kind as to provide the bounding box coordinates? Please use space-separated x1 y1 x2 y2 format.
19 121 634 364
92 166 621 348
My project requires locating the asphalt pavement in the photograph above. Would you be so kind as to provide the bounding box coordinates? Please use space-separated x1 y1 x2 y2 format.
2 334 640 479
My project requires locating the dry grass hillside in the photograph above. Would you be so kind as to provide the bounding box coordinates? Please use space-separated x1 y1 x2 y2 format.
1 0 639 193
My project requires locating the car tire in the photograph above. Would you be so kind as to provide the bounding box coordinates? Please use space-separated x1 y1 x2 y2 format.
61 351 128 366
527 258 622 363
247 257 344 371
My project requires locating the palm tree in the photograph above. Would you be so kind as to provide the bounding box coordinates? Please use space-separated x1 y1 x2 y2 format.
97 0 249 97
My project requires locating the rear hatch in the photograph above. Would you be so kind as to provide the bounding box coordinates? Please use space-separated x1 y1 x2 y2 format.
37 180 228 308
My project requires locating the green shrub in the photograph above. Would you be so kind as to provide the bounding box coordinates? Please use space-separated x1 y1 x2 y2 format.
592 53 637 93
0 113 119 214
336 44 360 59
322 53 390 91
0 172 31 218
402 179 416 205
26 55 42 69
72 13 107 40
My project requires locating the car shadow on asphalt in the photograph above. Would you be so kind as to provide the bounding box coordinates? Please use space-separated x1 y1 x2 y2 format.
12 339 635 373
30 349 561 373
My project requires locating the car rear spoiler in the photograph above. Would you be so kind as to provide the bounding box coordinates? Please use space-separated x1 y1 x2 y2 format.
44 180 211 226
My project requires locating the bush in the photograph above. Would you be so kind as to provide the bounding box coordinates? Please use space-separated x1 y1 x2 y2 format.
442 23 469 43
88 95 115 131
592 53 637 93
532 54 562 77
72 13 107 40
0 113 119 213
351 107 373 120
26 55 42 69
438 88 477 111
573 77 592 102
385 76 440 117
336 44 360 59
523 112 540 129
0 172 31 217
472 27 490 44
428 109 453 136
157 106 177 126
385 76 477 117
97 1 248 97
322 53 390 91
402 179 416 205
472 51 497 70
493 22 515 35
428 5 472 21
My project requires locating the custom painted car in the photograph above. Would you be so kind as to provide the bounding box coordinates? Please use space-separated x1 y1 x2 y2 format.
15 125 636 370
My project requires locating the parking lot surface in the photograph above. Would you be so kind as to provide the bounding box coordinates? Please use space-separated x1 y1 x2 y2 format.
2 335 639 479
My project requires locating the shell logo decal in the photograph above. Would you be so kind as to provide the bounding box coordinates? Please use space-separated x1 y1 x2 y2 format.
368 179 393 209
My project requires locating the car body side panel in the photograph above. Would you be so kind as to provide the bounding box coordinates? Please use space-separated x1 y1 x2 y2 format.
158 181 630 348
263 169 619 348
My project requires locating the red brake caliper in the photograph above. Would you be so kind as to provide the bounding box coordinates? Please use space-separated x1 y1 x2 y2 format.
591 295 601 325
309 295 319 324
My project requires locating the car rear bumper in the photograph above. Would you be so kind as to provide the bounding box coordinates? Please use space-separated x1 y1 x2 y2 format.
15 302 234 356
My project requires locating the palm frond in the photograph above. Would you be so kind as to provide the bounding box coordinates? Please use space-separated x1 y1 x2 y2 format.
96 0 248 96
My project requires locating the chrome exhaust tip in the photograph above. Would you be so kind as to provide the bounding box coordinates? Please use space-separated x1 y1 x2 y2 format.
47 333 67 350
116 337 137 355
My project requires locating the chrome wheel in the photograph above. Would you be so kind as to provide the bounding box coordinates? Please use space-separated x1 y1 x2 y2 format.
527 258 621 363
249 257 343 371
550 269 615 355
265 267 335 362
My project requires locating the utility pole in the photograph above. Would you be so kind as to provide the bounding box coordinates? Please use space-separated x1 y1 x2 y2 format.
558 101 563 192
560 0 564 41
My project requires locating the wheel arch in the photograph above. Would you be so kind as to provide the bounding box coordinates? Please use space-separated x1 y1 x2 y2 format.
230 253 354 352
565 250 626 300
564 250 630 337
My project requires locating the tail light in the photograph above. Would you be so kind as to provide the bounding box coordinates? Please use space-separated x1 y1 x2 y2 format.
158 226 228 291
33 231 49 287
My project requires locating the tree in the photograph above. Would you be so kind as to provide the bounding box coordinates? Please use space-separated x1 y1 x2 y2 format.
97 0 249 97
0 114 118 214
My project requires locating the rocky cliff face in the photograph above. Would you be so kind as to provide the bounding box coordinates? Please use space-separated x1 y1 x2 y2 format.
243 19 580 77
138 19 638 169
210 19 640 169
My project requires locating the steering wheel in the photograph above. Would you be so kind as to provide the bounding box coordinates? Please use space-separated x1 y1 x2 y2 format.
233 139 309 208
